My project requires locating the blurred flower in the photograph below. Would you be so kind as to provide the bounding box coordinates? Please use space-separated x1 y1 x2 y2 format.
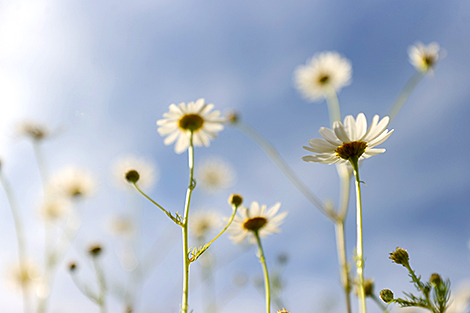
6 261 41 291
38 197 70 221
16 121 49 141
113 155 158 189
294 51 352 102
47 167 95 199
106 215 135 238
157 99 225 154
447 281 470 313
197 157 236 193
408 42 441 73
302 113 393 165
229 201 287 244
190 210 222 239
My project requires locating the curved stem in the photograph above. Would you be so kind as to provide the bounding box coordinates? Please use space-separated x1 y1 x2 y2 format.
325 87 341 126
254 231 271 313
0 173 30 313
387 71 424 123
181 132 195 313
350 157 366 313
205 205 238 248
234 121 327 217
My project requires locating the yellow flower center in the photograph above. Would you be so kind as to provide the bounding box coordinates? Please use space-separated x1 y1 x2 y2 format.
243 217 267 232
335 141 367 160
423 55 435 68
179 114 204 131
318 74 330 84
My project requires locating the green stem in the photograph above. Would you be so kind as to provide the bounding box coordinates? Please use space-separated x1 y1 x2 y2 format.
325 87 341 127
204 205 238 248
350 157 367 313
132 183 181 226
181 132 195 313
387 71 424 123
93 258 107 313
254 231 271 313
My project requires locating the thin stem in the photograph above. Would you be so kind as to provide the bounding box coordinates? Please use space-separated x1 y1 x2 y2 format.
132 183 182 226
387 71 424 123
0 173 30 313
181 132 195 313
335 220 352 313
254 231 271 313
325 87 341 126
351 157 366 313
93 258 107 313
371 294 389 313
204 205 238 248
234 121 328 217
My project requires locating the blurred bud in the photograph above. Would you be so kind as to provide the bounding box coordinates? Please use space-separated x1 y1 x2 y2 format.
277 309 290 313
364 278 374 297
125 170 140 184
88 245 103 258
389 247 409 267
380 289 394 303
430 273 443 286
228 194 243 208
277 253 288 265
68 262 77 272
226 110 240 125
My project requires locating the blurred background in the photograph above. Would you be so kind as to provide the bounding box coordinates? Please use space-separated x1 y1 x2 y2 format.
0 0 469 312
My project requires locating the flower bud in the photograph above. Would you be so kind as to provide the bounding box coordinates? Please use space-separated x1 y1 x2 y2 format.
88 245 103 258
389 247 409 267
228 194 243 208
68 262 77 272
380 289 394 303
277 308 290 313
364 278 374 297
430 273 442 286
226 111 240 125
125 170 140 184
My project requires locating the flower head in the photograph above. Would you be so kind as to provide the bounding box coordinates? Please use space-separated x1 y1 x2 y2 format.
106 215 135 238
197 157 236 193
38 197 70 221
294 51 352 102
113 155 158 189
302 113 393 165
47 167 95 199
6 261 41 291
190 211 222 239
408 42 441 73
389 247 409 267
229 201 287 244
16 121 49 141
157 99 225 154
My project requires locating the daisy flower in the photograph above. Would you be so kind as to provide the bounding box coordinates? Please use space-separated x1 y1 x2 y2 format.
408 42 441 73
294 51 352 102
190 210 222 239
113 155 158 189
156 99 225 154
6 261 41 292
16 120 49 141
302 113 394 165
38 197 70 221
197 156 236 193
229 201 287 244
47 167 95 199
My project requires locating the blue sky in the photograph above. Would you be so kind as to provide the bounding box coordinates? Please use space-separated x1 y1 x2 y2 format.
0 0 469 312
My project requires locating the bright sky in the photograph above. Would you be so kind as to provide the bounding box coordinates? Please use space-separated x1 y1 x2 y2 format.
0 1 469 312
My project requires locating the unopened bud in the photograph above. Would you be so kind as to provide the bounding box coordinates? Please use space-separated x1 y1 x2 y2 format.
277 309 290 313
389 247 409 267
364 279 374 297
68 262 77 272
380 289 394 303
226 111 240 125
125 170 140 184
430 273 442 286
88 245 103 257
228 194 243 208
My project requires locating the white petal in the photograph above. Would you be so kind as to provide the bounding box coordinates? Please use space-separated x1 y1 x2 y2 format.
360 115 379 141
368 129 394 147
319 127 342 146
266 202 281 217
163 131 180 145
174 133 190 154
364 116 389 142
362 148 386 158
333 121 350 143
355 113 367 140
306 138 337 153
344 115 357 141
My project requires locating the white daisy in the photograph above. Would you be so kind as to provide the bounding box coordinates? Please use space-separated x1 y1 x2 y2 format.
302 113 394 165
294 51 352 102
190 210 222 239
156 99 225 154
106 215 135 238
6 261 41 291
197 157 236 193
47 167 95 199
229 201 287 244
408 42 441 73
38 197 70 221
113 155 158 189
